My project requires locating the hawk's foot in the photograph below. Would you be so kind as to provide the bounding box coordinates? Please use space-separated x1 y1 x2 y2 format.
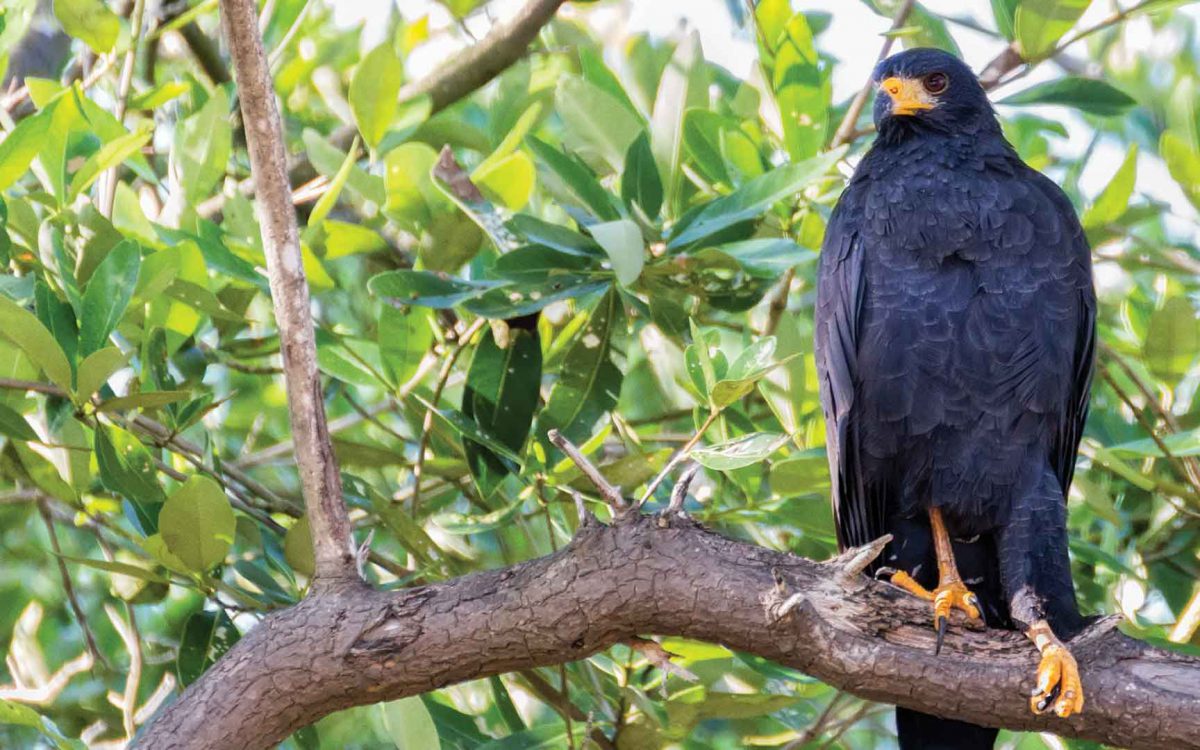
876 568 982 653
1028 622 1084 718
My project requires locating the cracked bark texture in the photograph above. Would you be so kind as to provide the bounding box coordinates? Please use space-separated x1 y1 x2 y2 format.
135 515 1200 750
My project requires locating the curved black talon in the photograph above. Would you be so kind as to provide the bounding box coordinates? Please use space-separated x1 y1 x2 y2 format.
874 566 896 580
934 616 949 655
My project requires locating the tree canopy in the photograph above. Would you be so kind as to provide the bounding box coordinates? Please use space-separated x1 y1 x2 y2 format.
0 0 1198 748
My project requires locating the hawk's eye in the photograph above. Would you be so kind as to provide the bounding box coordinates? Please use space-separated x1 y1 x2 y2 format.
924 72 948 94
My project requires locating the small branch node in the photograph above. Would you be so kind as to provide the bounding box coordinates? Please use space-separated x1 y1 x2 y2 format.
657 463 700 527
762 569 807 623
548 430 628 513
355 530 375 580
626 637 699 693
572 490 596 529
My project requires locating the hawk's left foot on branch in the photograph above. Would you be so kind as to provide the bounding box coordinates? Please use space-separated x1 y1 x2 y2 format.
876 568 982 653
1027 621 1084 718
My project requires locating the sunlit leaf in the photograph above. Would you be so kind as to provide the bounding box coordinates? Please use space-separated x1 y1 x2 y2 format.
351 43 404 150
998 77 1136 117
692 433 788 471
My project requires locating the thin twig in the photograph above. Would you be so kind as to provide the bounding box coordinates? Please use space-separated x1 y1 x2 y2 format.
37 500 108 670
830 0 917 148
547 430 626 511
517 670 616 750
99 0 147 217
639 410 718 506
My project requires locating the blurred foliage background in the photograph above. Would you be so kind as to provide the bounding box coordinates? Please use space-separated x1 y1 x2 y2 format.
0 0 1198 747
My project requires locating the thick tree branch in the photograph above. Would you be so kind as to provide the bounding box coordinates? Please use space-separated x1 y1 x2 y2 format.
219 0 356 584
397 0 567 115
133 511 1200 749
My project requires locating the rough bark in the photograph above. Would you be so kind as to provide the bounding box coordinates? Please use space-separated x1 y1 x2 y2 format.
135 513 1200 750
219 0 356 583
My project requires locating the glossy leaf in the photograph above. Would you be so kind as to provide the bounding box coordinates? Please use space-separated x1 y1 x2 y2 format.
0 294 73 393
669 149 842 248
79 240 141 357
589 219 645 286
53 0 119 53
621 131 663 217
772 13 828 161
462 327 543 497
351 43 404 150
998 78 1136 117
159 475 236 573
95 424 165 534
540 288 624 443
382 696 441 750
370 270 502 308
177 609 240 687
1014 0 1091 59
691 432 788 471
1082 144 1138 229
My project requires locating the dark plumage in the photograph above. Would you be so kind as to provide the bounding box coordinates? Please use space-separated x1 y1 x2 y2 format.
815 49 1095 748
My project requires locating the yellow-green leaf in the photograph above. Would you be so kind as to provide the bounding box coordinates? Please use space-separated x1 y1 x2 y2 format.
351 43 403 150
53 0 120 53
159 475 236 573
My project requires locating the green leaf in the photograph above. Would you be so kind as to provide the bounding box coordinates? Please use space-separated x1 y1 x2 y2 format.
540 287 624 443
620 131 663 217
69 126 153 199
379 306 434 387
991 0 1020 39
351 43 404 150
770 451 831 494
53 0 119 53
12 442 76 502
176 609 240 687
173 88 232 203
1109 429 1200 458
650 32 707 211
506 214 604 257
589 219 644 287
159 475 236 573
462 327 542 497
0 402 36 441
1014 0 1091 59
557 75 644 173
416 396 525 467
1082 144 1137 229
79 240 141 357
96 390 190 413
773 13 829 161
284 516 315 577
0 102 56 192
691 432 787 471
369 270 502 308
710 337 790 408
669 149 842 248
384 142 440 224
76 346 129 399
1160 131 1200 210
526 136 621 221
0 294 73 392
491 245 596 279
998 78 1136 117
381 696 441 750
1143 296 1199 381
57 555 171 585
94 424 166 534
0 699 85 750
472 151 536 211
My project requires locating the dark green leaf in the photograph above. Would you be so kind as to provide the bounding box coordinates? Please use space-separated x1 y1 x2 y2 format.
621 131 663 217
79 240 141 357
176 609 240 686
540 287 624 443
999 78 1137 117
369 270 502 308
463 327 542 497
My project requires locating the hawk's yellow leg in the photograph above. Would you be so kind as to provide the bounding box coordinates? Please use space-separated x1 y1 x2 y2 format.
881 507 983 652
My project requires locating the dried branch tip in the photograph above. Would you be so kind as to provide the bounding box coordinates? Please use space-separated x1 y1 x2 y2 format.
831 534 893 589
547 430 628 512
626 637 699 691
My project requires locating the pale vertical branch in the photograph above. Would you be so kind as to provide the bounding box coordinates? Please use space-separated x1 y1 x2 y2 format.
829 0 917 148
219 0 356 584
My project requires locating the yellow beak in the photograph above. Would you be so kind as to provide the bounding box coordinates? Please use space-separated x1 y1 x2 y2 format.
879 77 935 116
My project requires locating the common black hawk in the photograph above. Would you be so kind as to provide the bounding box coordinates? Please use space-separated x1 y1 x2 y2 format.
814 48 1095 748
